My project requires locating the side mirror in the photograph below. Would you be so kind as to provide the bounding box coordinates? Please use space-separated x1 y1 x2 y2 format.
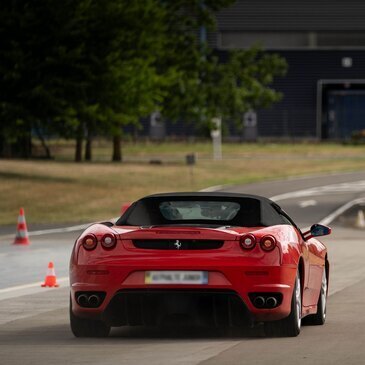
303 224 331 239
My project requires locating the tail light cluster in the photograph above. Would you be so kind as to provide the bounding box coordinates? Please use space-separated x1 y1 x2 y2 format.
260 235 276 251
240 234 277 252
240 234 256 250
82 234 97 250
82 233 117 250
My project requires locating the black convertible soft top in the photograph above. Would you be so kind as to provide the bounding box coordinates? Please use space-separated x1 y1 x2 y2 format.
116 192 289 228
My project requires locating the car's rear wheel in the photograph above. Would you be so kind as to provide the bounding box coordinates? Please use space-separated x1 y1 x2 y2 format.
264 271 302 337
302 268 327 326
69 297 110 338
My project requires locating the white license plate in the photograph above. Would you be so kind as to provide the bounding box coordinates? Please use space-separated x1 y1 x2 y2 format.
145 271 208 285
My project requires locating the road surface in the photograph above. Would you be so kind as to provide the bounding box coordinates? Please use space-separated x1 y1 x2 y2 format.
1 171 365 365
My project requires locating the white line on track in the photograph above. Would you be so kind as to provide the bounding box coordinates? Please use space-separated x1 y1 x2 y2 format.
0 224 90 240
28 219 117 236
0 277 69 301
0 277 69 294
200 185 224 192
299 200 318 208
319 197 365 226
0 218 118 240
202 180 365 226
267 181 365 225
270 180 365 202
29 224 90 236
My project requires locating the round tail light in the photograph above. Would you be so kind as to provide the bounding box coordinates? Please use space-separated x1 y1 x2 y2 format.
260 235 276 251
82 234 97 250
101 233 117 249
240 234 256 250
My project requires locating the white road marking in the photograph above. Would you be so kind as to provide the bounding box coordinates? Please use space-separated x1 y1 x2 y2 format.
0 218 118 240
319 197 365 226
0 224 89 240
29 217 117 236
271 180 365 202
200 185 224 192
29 224 90 236
0 277 69 294
299 199 318 208
0 277 69 301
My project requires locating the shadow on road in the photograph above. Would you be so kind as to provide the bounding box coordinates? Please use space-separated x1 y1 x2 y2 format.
0 321 266 345
110 324 265 339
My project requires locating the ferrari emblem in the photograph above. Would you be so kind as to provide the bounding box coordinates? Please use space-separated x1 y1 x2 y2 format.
174 240 182 249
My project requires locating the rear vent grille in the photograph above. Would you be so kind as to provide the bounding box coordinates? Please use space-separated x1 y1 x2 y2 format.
132 239 224 250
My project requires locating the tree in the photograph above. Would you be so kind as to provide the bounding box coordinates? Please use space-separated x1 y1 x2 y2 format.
158 4 287 135
201 48 288 124
100 1 236 161
0 0 85 158
72 0 176 161
0 0 287 161
0 0 171 160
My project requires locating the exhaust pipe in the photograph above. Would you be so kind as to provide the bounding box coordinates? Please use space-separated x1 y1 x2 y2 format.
77 294 89 307
253 296 265 308
88 294 100 307
266 297 278 308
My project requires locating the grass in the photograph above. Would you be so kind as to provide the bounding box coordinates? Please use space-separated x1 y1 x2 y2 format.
36 139 365 161
2 141 365 225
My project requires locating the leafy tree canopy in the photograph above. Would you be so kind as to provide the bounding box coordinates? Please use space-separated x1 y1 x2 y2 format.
0 0 286 159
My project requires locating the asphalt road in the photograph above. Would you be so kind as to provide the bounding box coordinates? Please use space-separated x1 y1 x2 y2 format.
2 171 365 364
221 170 365 226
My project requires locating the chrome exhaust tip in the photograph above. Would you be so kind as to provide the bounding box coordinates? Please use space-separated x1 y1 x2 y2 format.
77 294 89 307
253 296 266 308
88 294 100 307
266 297 278 308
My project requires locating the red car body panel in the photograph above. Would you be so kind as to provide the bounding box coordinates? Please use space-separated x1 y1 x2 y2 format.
70 220 328 323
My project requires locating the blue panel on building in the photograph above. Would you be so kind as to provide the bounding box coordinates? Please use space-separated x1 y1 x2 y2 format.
256 51 365 138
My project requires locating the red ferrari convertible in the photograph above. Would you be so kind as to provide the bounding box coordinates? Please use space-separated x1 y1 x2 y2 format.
69 192 330 337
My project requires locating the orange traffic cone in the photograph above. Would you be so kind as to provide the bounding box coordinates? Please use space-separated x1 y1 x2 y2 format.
14 207 31 245
41 262 59 287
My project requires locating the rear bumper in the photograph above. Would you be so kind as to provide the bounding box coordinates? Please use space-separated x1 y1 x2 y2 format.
70 263 297 324
104 289 254 327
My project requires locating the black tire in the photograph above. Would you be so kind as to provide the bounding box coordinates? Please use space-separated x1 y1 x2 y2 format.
69 297 110 338
264 271 302 337
302 268 327 326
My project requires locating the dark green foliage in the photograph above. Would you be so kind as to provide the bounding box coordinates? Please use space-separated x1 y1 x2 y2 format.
0 0 286 160
204 48 288 122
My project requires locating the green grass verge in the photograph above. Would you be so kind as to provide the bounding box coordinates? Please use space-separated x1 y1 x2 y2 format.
2 141 365 225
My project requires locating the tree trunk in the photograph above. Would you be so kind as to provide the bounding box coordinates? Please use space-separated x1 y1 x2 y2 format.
17 133 32 159
34 124 51 159
84 129 92 161
112 135 122 162
75 137 83 162
75 123 84 162
2 142 11 158
0 129 10 158
0 129 4 158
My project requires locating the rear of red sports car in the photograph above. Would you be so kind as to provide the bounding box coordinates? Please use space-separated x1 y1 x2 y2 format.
69 192 328 337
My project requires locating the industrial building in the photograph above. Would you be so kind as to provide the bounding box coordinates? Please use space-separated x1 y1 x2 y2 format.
146 0 365 141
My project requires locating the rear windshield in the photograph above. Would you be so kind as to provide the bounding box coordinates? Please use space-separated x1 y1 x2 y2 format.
116 196 287 227
159 201 240 221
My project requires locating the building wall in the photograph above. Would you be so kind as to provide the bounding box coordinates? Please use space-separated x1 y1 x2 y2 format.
254 50 365 138
211 0 365 139
130 49 365 140
216 0 365 32
128 1 365 140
